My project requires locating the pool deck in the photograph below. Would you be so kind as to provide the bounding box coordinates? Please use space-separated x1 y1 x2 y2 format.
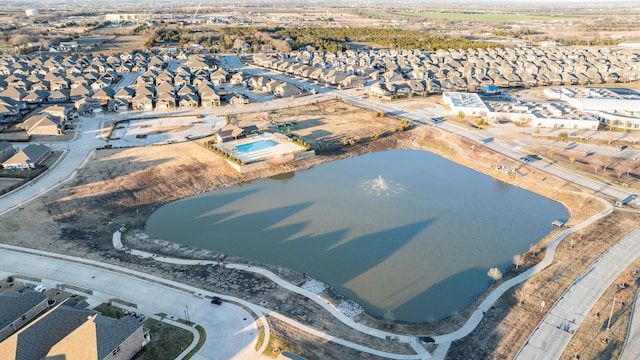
216 133 307 163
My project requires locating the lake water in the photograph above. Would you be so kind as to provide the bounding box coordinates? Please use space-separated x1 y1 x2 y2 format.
145 149 567 322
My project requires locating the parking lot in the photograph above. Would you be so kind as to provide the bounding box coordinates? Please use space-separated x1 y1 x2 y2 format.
108 114 226 145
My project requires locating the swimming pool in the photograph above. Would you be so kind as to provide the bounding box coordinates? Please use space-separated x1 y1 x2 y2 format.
235 140 278 153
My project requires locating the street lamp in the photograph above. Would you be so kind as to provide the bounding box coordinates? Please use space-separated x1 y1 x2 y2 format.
184 305 190 325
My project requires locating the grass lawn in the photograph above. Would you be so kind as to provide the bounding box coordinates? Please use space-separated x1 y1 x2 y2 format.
94 303 126 319
135 319 194 360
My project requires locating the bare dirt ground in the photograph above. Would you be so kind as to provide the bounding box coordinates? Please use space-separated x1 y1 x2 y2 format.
0 98 637 359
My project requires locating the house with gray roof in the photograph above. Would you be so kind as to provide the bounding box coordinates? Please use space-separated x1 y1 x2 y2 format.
0 140 15 162
0 304 149 360
3 144 51 170
0 291 49 342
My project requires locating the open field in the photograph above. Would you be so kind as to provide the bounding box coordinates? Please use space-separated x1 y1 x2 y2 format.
367 11 560 22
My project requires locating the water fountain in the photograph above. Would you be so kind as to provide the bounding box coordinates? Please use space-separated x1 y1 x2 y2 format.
362 175 401 196
372 175 389 192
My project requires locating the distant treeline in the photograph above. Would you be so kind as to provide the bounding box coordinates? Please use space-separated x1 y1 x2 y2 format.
144 26 502 52
268 27 503 52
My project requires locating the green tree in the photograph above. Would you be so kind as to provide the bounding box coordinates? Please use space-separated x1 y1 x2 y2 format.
558 131 569 141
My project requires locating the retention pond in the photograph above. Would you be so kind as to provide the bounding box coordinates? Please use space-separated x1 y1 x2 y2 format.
145 149 567 322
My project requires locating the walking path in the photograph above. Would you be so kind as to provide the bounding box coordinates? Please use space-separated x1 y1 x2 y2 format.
113 189 613 360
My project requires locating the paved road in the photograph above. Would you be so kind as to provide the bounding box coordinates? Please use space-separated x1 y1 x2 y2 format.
0 245 259 360
621 288 640 360
515 227 640 360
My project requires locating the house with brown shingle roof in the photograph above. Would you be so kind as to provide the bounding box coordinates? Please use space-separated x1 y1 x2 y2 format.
131 94 154 111
70 84 92 101
3 144 51 170
216 123 244 142
48 89 70 102
17 114 62 136
92 88 115 106
107 98 130 113
0 304 149 360
22 90 49 104
75 96 103 116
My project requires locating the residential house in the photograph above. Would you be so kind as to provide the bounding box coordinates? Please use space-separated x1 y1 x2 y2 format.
210 68 229 85
229 72 245 85
199 89 220 107
228 93 249 105
48 89 70 102
131 94 154 111
273 82 302 97
75 96 103 116
0 140 15 163
17 114 62 136
156 93 176 110
90 77 112 91
156 81 175 95
0 291 49 342
263 79 279 93
0 97 22 116
0 86 25 101
69 84 92 101
22 90 49 104
178 93 200 108
114 87 136 101
107 98 130 113
248 76 268 91
0 304 149 360
3 144 51 170
41 104 74 121
216 124 244 142
93 88 115 106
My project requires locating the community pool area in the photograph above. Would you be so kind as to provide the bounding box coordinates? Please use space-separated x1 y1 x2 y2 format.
215 133 307 164
236 140 278 153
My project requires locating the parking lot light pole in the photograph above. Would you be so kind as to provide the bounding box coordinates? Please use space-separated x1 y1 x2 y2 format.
185 305 190 325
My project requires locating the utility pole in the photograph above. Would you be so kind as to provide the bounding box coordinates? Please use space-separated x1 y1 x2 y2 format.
184 305 190 325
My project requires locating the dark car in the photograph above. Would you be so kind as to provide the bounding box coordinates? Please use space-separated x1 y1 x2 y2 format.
211 296 222 305
618 145 628 151
135 134 147 139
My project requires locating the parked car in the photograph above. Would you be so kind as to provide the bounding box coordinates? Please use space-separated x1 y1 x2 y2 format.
211 296 222 305
618 145 628 151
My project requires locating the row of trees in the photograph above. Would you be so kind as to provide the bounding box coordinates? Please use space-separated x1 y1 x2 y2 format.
142 25 504 53
270 27 503 52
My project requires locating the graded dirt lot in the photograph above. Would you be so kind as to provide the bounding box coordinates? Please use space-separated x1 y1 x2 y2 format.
0 98 637 359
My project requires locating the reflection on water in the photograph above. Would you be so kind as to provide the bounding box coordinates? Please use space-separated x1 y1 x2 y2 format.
145 149 567 322
268 172 295 182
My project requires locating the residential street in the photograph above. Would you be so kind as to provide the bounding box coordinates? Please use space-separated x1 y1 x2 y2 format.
0 244 260 360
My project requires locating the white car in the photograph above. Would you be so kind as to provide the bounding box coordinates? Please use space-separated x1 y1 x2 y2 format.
33 284 46 293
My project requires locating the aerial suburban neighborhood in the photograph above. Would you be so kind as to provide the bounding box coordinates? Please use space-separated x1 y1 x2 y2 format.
2 1 640 360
